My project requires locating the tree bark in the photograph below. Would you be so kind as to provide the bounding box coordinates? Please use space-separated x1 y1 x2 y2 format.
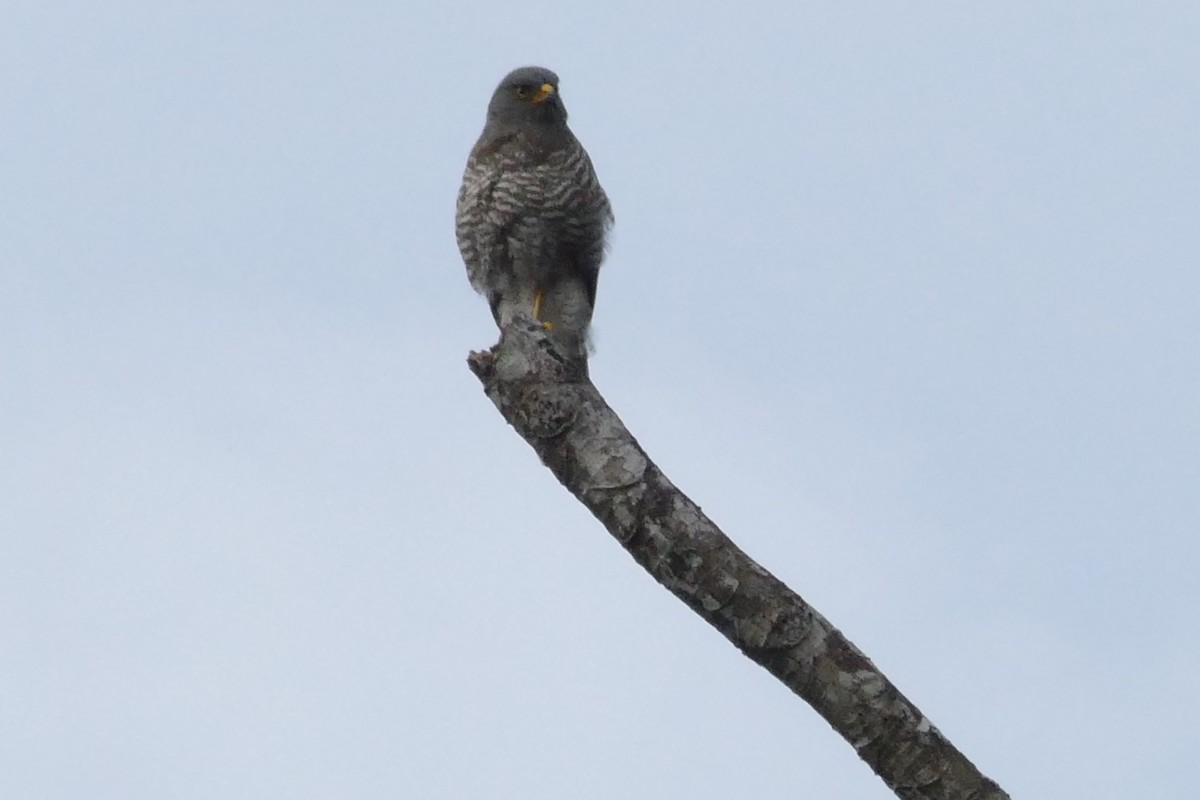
467 321 1010 800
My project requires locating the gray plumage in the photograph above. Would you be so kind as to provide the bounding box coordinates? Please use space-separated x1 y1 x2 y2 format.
455 66 613 366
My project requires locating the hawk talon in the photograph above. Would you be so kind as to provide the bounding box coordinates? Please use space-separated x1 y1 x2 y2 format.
532 290 554 329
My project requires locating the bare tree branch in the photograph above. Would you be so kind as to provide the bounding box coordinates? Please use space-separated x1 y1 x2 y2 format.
468 321 1010 800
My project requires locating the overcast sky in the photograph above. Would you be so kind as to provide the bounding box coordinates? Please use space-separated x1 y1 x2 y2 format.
3 2 1198 798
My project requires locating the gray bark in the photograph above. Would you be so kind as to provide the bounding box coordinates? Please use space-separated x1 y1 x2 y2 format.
467 321 1010 800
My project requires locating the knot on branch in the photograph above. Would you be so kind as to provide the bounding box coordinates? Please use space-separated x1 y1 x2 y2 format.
467 319 588 440
467 318 587 385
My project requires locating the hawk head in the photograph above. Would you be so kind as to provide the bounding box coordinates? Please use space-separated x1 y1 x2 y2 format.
486 66 568 127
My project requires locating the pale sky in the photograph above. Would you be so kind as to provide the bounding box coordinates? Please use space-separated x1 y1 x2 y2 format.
3 2 1198 798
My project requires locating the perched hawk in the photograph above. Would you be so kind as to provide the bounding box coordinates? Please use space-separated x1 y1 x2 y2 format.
455 66 613 367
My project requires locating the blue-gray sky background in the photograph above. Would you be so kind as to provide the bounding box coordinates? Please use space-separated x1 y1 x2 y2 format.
3 2 1197 797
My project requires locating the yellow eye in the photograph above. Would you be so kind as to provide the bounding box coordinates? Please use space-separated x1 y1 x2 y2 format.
515 87 528 99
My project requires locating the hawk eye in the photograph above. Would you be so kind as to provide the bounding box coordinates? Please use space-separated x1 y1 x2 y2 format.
515 87 528 99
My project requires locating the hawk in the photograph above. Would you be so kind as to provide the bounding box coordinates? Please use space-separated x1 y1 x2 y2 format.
455 66 613 368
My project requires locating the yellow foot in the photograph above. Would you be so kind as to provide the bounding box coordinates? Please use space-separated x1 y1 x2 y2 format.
532 290 553 330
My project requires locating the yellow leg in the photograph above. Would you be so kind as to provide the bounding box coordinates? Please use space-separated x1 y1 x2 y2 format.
532 290 554 330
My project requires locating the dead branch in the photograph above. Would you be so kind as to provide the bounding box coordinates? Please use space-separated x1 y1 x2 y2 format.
468 321 1009 800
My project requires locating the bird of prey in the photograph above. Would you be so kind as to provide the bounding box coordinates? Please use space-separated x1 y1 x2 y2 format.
455 66 613 367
